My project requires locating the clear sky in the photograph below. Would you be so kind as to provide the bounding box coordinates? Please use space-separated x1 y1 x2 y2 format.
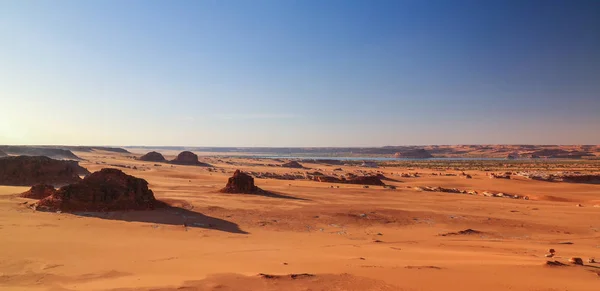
1 0 599 147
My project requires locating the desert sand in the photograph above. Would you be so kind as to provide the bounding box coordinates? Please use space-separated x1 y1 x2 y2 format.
1 150 599 290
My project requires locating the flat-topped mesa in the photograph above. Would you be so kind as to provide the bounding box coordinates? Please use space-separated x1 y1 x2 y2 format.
0 146 80 160
35 168 162 212
138 151 166 162
0 156 89 186
170 151 211 166
220 170 262 194
21 184 56 199
393 149 433 159
281 161 304 168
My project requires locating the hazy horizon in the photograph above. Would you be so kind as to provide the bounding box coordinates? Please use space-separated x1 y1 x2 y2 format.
2 0 599 146
1 143 599 149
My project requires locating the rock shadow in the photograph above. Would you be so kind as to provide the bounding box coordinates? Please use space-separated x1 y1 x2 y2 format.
223 189 309 201
379 176 403 183
72 203 248 234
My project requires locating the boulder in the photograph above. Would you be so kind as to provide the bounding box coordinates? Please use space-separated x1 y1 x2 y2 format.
281 161 304 168
568 257 584 265
138 151 166 162
21 184 56 199
0 156 89 186
170 151 211 166
35 168 161 212
220 170 262 194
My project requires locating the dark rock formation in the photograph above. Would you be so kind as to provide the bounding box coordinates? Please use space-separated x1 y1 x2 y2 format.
309 173 385 186
531 174 600 184
313 175 343 183
506 153 519 159
21 184 56 199
489 172 511 179
281 161 304 168
459 172 472 179
170 151 211 166
0 156 89 186
138 151 166 162
569 257 584 265
560 174 600 184
220 170 262 193
346 176 386 186
35 168 162 212
250 172 301 180
394 149 433 159
306 171 324 176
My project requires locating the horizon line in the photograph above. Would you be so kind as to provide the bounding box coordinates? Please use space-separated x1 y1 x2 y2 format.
2 144 599 148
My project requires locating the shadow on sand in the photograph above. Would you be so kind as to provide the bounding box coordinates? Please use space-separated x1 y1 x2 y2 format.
377 175 403 183
222 189 309 201
72 205 249 234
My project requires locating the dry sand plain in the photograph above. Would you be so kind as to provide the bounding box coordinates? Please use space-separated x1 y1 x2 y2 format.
1 151 600 290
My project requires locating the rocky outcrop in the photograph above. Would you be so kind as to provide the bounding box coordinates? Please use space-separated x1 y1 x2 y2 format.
249 172 303 180
313 175 343 183
489 172 511 179
281 161 304 168
309 173 385 186
506 152 519 159
21 184 56 199
138 151 166 162
220 170 262 194
0 156 89 186
527 173 600 184
569 257 584 265
35 168 162 212
394 149 433 159
346 176 385 186
459 172 472 179
170 151 211 166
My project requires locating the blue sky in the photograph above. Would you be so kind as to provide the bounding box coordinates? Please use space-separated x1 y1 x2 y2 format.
1 0 599 146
